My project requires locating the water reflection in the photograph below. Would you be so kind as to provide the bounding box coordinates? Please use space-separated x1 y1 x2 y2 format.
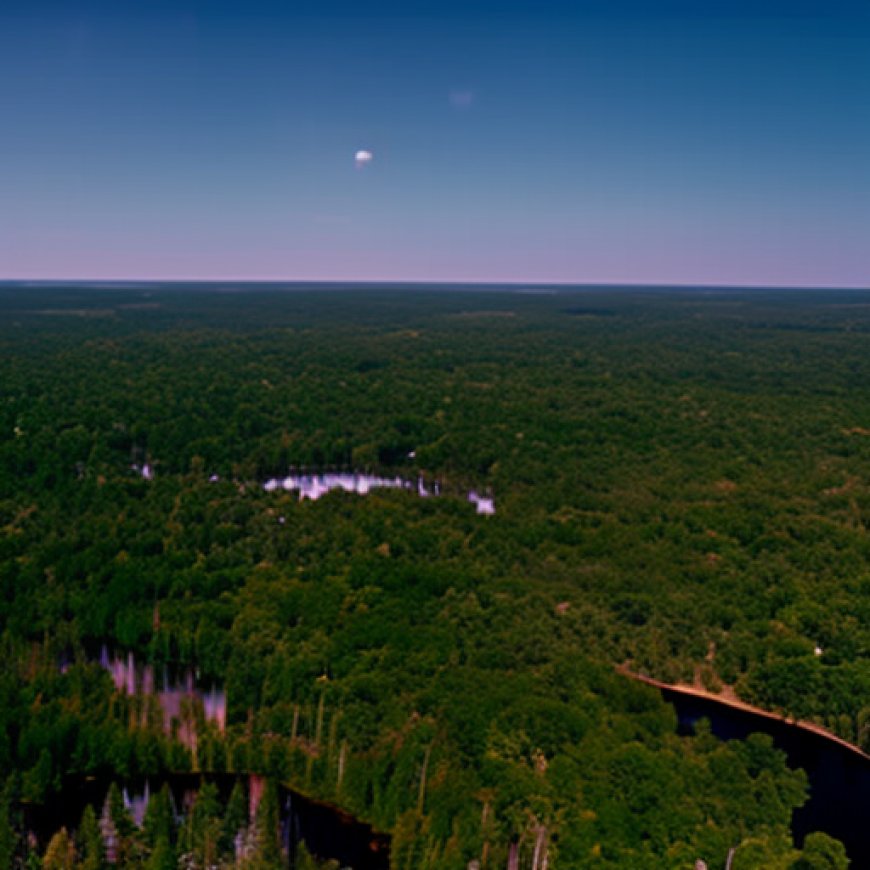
133 462 496 515
664 687 870 865
263 472 496 515
32 774 390 870
98 647 227 742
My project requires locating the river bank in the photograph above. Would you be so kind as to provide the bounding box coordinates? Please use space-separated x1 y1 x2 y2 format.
618 665 869 760
619 665 870 864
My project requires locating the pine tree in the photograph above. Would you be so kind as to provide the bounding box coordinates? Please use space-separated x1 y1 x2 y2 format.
100 783 136 865
141 784 175 850
42 827 75 870
221 780 248 856
144 835 175 870
23 749 53 804
252 779 282 869
179 781 222 868
77 805 104 870
108 784 135 842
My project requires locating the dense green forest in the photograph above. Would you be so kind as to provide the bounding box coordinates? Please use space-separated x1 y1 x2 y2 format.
1 283 867 868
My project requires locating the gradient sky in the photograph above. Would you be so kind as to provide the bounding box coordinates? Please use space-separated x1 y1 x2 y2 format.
2 0 869 286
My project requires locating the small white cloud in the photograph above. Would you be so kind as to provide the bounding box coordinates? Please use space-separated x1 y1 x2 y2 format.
354 149 373 168
449 90 475 109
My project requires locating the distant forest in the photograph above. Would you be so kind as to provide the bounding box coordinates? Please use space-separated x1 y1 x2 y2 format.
1 284 865 868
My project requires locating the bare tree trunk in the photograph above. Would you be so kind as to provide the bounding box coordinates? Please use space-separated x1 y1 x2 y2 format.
315 692 325 747
531 826 547 870
337 740 348 792
481 800 491 868
417 744 432 814
327 709 339 769
507 841 519 870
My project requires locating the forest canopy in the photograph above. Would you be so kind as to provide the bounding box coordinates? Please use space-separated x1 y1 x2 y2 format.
1 283 867 868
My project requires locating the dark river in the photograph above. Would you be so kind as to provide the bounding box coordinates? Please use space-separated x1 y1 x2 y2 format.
663 688 870 865
27 774 389 870
31 690 869 865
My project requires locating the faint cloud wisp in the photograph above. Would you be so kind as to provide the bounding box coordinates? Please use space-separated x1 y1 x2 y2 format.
449 90 475 109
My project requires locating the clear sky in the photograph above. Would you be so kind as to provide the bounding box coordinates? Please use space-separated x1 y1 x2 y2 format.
2 0 868 286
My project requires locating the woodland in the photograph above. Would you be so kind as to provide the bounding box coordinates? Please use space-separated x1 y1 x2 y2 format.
1 283 867 868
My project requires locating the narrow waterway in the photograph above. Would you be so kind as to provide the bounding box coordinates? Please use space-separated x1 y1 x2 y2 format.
26 774 390 870
663 687 870 865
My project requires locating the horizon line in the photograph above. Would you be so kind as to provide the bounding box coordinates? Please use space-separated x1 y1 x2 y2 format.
2 278 869 292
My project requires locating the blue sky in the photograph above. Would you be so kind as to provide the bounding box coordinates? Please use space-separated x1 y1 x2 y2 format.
2 0 868 286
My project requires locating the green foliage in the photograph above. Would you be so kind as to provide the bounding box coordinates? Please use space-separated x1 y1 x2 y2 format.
41 827 74 870
221 780 247 855
141 784 175 851
77 804 104 870
0 778 18 870
296 841 340 869
2 286 865 866
793 832 850 870
179 780 222 867
728 829 800 869
144 836 175 870
252 779 283 869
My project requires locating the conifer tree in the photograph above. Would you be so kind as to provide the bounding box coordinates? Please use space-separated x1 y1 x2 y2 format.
221 780 248 856
141 784 175 851
42 827 75 870
144 835 175 870
77 805 104 870
251 779 282 869
101 783 136 865
179 781 222 868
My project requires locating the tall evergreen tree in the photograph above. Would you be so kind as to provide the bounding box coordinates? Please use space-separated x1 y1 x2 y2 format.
252 779 282 870
100 784 136 866
144 835 175 870
77 805 104 870
221 780 248 856
42 827 75 870
179 781 222 868
141 784 175 851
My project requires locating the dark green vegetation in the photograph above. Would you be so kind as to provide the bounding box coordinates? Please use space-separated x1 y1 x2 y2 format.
2 283 868 868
